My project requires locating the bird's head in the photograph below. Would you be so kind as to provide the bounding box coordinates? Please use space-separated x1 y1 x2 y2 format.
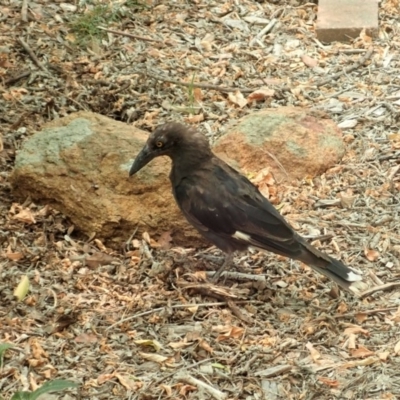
129 122 211 176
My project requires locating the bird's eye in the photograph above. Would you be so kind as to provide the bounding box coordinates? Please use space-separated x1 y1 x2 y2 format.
155 141 163 148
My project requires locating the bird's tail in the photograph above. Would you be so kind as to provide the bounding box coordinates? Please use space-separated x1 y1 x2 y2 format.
296 239 364 295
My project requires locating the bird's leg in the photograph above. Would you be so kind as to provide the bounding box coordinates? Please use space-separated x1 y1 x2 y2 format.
211 253 233 282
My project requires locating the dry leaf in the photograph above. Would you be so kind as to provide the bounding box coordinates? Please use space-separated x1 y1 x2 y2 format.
216 326 245 341
185 113 204 124
135 339 162 351
394 340 400 355
12 208 36 224
139 352 168 364
228 90 247 108
160 384 172 396
343 325 369 336
193 88 203 101
351 345 374 358
116 373 143 390
5 250 24 261
317 376 339 388
247 87 275 102
14 275 29 301
301 54 318 68
157 231 173 250
198 339 213 353
354 313 368 324
306 342 321 362
378 351 390 361
75 333 98 344
347 333 357 349
364 248 380 262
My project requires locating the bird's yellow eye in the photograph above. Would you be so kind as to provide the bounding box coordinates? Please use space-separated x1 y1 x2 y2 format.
155 141 163 148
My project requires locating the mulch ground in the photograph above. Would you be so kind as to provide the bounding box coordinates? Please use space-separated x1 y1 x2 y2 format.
1 0 400 399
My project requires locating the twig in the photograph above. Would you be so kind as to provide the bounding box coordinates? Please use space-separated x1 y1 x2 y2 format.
106 300 260 330
315 47 374 87
145 72 255 94
359 282 400 299
97 26 161 43
21 0 29 22
4 70 31 85
333 306 398 319
256 18 278 39
176 372 228 400
152 359 212 387
17 38 48 72
206 270 266 281
227 299 252 323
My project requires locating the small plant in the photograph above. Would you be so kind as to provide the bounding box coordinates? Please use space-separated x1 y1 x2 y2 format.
187 73 197 114
69 3 114 45
0 343 13 368
8 379 78 400
69 0 149 46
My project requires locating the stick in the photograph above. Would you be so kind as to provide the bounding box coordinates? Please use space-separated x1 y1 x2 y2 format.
145 72 255 94
5 70 31 85
97 26 161 43
106 300 260 330
359 282 400 299
176 373 227 400
17 38 48 72
21 0 29 22
315 47 374 87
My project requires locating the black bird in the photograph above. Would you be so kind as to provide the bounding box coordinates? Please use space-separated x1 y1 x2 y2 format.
129 122 363 294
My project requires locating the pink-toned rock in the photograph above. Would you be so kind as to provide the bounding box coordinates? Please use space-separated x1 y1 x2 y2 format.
213 107 345 183
10 112 202 247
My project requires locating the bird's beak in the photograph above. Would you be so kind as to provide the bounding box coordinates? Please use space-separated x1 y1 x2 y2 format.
129 144 155 176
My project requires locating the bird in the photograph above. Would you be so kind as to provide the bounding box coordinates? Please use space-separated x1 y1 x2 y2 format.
129 122 363 294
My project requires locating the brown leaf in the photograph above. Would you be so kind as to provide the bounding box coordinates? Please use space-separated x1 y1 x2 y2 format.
343 325 369 336
301 54 318 68
216 326 245 341
157 231 173 249
351 345 374 358
364 248 380 262
75 333 98 344
116 373 143 390
12 208 36 224
306 342 321 362
228 90 247 108
198 339 213 353
317 376 339 387
185 113 204 123
85 252 115 268
394 339 400 355
247 87 275 102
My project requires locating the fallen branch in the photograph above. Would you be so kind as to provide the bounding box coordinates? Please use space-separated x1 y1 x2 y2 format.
18 38 48 72
97 26 161 43
176 372 227 400
145 72 255 93
359 281 400 299
106 300 260 330
21 0 29 22
315 47 374 87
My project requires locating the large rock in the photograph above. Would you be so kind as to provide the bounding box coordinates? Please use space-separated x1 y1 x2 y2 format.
213 107 345 182
10 112 202 247
11 109 345 246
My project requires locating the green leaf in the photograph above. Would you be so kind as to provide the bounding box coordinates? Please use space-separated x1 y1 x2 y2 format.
0 343 14 367
29 380 78 400
10 392 31 400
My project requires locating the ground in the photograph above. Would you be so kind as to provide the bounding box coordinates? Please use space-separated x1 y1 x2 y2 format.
1 0 400 399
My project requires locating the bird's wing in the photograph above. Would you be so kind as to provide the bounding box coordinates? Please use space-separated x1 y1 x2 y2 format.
174 159 297 251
